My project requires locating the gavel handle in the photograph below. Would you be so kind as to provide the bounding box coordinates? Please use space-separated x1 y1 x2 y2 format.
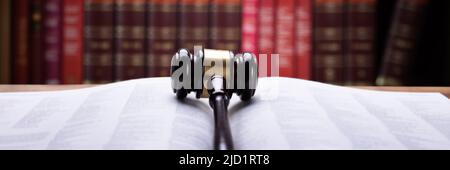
210 93 234 150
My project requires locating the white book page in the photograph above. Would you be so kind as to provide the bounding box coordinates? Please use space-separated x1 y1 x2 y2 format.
0 77 449 150
0 94 45 129
353 92 450 149
230 78 352 149
101 80 214 150
389 93 450 139
231 78 450 150
0 90 91 149
0 78 214 150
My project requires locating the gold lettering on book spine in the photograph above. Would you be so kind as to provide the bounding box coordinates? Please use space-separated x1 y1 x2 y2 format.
116 53 145 66
315 27 343 41
210 4 241 13
85 54 113 66
315 1 344 13
116 1 146 12
179 27 209 40
148 3 177 13
84 2 114 12
148 27 177 40
209 27 241 40
115 26 145 39
85 26 113 39
179 3 208 13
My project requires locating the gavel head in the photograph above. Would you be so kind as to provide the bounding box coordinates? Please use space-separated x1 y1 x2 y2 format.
170 47 258 101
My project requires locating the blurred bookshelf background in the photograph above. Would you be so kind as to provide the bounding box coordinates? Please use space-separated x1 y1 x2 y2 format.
0 0 449 86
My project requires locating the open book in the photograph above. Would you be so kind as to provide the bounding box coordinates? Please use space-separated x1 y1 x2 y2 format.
0 77 449 150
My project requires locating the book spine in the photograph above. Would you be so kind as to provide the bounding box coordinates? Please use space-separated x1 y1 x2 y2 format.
178 0 209 50
115 0 146 81
147 0 178 77
209 0 242 53
275 0 296 77
258 0 275 76
376 0 429 86
241 0 259 55
313 0 346 84
84 0 115 83
62 0 84 84
43 0 63 84
0 0 11 84
11 0 30 84
447 2 450 86
295 0 313 80
345 0 376 85
29 0 45 84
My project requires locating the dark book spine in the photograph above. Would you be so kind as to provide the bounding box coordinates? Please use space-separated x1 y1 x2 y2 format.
377 0 429 86
209 0 241 53
43 0 63 84
62 0 84 84
447 2 450 86
258 0 275 77
295 0 313 79
84 0 115 83
147 0 178 77
0 0 11 84
345 0 376 85
29 0 45 84
178 0 209 50
114 0 146 81
313 0 346 84
12 0 30 84
275 0 296 77
241 0 259 55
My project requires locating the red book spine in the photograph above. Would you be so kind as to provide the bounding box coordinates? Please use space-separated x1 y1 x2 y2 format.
12 0 30 84
209 0 242 53
43 0 63 84
62 0 83 84
29 0 45 84
377 0 429 86
84 0 115 83
275 0 296 77
295 0 313 80
241 0 259 55
313 0 345 84
115 0 146 81
345 0 376 85
258 0 275 77
147 0 178 77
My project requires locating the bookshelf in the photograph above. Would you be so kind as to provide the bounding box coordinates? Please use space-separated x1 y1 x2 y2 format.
0 0 449 86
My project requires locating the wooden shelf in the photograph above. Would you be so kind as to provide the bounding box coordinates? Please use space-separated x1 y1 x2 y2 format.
356 86 450 99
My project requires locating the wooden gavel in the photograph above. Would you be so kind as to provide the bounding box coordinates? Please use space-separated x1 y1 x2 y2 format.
170 47 258 150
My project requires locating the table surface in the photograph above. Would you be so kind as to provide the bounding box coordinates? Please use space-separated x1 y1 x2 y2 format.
0 85 449 98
